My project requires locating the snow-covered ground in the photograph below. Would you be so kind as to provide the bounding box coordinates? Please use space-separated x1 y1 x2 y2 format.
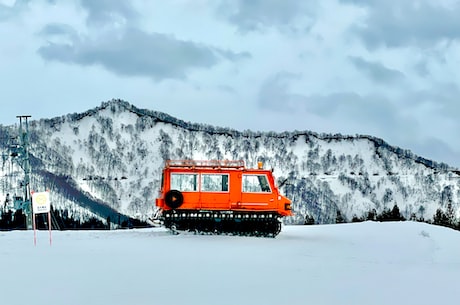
1 221 459 305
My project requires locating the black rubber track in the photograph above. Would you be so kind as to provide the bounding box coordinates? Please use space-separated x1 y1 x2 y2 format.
161 210 282 237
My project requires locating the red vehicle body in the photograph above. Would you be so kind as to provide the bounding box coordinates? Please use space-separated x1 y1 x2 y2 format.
155 160 292 236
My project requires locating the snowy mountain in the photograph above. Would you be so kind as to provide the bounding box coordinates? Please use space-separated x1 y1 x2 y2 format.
1 99 459 226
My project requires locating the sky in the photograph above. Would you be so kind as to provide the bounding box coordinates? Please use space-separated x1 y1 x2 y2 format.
1 221 459 305
1 0 460 167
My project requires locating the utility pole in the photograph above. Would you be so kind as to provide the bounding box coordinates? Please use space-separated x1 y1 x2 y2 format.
14 115 33 229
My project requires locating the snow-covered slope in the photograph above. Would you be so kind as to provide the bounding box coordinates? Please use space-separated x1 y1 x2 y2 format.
1 221 459 305
1 99 459 224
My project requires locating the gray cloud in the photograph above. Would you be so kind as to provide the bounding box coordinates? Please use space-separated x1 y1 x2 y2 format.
413 60 430 78
348 56 405 84
217 0 315 32
217 85 236 94
37 26 250 81
0 0 29 21
258 72 413 139
403 83 460 119
39 23 79 41
302 93 404 137
0 4 12 20
259 72 395 118
341 0 460 49
258 72 307 111
409 137 460 168
79 0 138 26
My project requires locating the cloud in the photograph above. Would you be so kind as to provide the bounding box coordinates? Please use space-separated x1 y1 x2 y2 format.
79 0 138 26
37 26 251 81
38 23 80 44
403 83 460 119
413 60 430 78
257 71 412 137
0 0 29 21
217 0 315 32
301 93 404 137
258 72 307 111
348 56 405 84
258 72 393 117
409 137 460 167
341 0 460 49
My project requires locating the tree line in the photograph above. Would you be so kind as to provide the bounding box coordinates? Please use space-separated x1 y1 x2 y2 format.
303 203 460 232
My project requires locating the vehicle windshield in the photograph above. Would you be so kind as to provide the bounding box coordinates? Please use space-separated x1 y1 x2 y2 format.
242 174 271 193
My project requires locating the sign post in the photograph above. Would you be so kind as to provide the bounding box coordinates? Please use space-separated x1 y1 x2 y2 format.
31 190 52 246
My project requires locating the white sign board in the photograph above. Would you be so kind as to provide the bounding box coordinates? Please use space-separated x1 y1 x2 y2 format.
32 191 50 214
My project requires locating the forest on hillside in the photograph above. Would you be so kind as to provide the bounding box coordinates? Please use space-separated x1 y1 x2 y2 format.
1 100 459 231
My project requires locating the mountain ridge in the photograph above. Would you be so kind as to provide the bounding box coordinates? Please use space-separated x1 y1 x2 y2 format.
1 99 459 227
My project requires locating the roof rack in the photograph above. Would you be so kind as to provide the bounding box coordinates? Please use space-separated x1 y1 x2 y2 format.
166 160 245 169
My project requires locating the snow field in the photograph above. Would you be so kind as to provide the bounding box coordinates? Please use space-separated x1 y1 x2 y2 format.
1 221 459 305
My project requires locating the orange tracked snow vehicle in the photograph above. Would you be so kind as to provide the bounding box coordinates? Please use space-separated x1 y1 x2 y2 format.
155 160 292 237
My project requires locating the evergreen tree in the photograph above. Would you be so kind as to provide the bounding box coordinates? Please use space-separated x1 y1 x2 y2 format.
335 210 345 223
0 209 13 229
433 208 449 227
351 214 363 222
390 204 405 221
445 203 455 227
304 214 315 225
366 209 377 221
377 205 405 222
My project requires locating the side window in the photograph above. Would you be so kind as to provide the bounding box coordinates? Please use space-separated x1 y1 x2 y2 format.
171 173 198 191
201 174 229 192
242 175 271 193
